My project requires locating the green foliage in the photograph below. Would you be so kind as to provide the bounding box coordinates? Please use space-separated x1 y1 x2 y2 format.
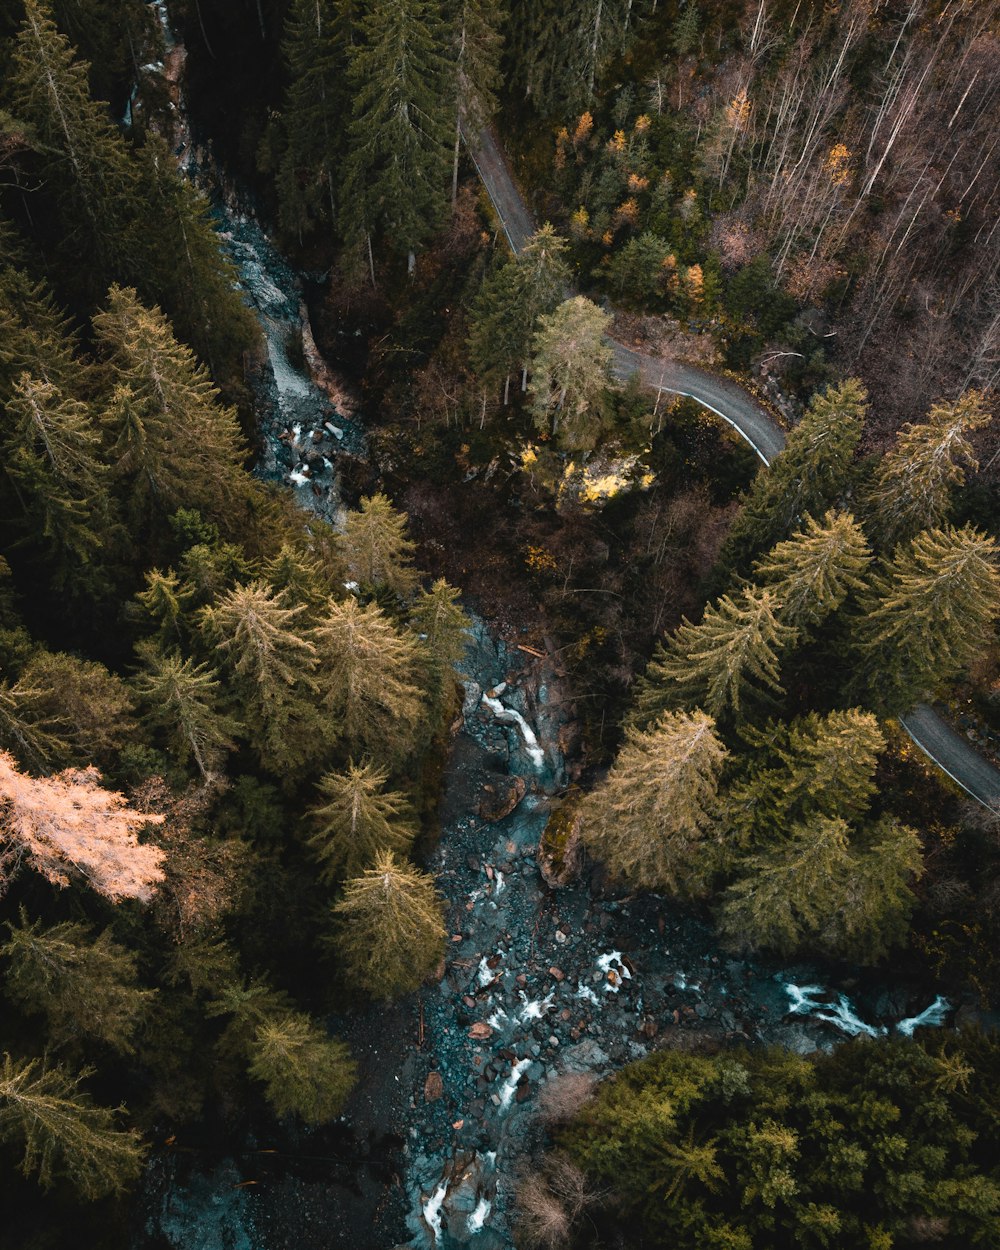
561 1034 1000 1248
340 493 419 601
2 910 154 1054
530 295 614 451
410 578 471 710
752 509 871 630
247 1010 356 1125
0 1052 146 1198
581 710 727 895
307 760 418 881
332 851 446 998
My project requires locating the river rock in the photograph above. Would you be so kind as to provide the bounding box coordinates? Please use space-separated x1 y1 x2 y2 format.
468 1021 493 1041
424 1071 444 1102
479 775 527 821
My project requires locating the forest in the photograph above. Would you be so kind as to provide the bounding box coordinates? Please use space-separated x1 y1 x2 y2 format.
0 1 998 1248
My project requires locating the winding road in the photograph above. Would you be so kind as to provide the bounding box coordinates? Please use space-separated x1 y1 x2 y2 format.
465 125 1000 812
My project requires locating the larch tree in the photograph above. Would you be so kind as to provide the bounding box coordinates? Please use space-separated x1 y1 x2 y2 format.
530 295 614 451
331 851 447 998
856 524 1000 712
718 378 868 577
2 911 155 1054
0 1052 146 1198
868 391 992 548
15 651 136 769
0 267 81 400
307 760 418 881
751 510 872 630
93 287 248 532
132 645 242 780
0 676 71 774
409 578 471 710
248 1011 357 1125
316 597 425 762
581 710 728 896
0 751 165 902
634 587 796 724
340 493 419 600
342 0 453 268
200 581 325 774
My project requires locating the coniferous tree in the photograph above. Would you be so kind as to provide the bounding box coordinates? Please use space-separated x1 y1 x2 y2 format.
868 391 992 548
410 578 471 710
2 911 155 1054
718 378 868 577
581 710 727 895
264 542 339 614
0 1052 146 1198
200 581 325 774
132 646 242 780
248 1011 357 1124
341 493 419 600
450 0 505 203
316 597 425 761
343 0 453 265
0 267 81 400
332 851 446 998
752 510 872 630
94 287 249 533
856 525 1000 712
635 587 796 723
0 676 70 773
530 295 614 450
307 760 418 881
16 651 136 769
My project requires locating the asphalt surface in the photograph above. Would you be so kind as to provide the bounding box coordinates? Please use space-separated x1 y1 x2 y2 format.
464 125 1000 812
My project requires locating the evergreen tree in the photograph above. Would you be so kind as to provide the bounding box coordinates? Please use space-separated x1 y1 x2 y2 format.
8 0 134 291
134 568 191 649
268 0 353 240
718 813 921 960
307 760 418 881
0 266 81 400
342 0 453 264
16 651 136 769
410 578 471 710
530 295 614 450
581 710 727 895
634 587 796 723
331 851 446 998
200 581 325 774
341 493 419 600
752 510 872 630
718 378 868 577
132 645 242 780
264 542 339 615
856 525 1000 711
248 1010 357 1124
2 910 154 1054
316 597 425 761
869 391 991 548
2 373 114 587
0 675 71 773
451 0 505 203
0 1052 146 1198
93 287 248 532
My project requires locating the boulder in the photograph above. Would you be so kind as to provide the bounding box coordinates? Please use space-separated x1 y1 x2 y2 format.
424 1071 444 1102
479 775 527 821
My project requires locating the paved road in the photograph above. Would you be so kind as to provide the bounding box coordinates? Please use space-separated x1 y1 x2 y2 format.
464 125 1000 812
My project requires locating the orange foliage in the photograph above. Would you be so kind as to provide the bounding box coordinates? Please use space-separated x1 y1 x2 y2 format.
612 197 641 231
0 751 165 902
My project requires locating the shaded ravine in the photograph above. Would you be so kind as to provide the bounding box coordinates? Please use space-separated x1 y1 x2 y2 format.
465 124 1000 813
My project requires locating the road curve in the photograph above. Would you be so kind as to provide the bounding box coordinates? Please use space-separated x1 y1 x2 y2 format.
465 125 1000 812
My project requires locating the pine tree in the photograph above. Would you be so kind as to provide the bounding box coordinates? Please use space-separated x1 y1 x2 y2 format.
2 910 154 1054
752 510 872 630
581 710 727 895
341 493 419 600
0 751 165 902
15 651 136 769
9 1 134 291
0 675 71 773
93 287 248 531
856 525 1000 711
530 296 614 450
331 851 446 998
869 391 992 548
200 581 325 774
0 266 81 400
316 597 425 761
718 813 921 960
634 587 796 723
342 0 453 264
264 542 339 614
729 709 885 845
2 373 114 586
248 1010 356 1124
451 0 505 203
410 578 471 709
308 760 418 881
269 0 353 239
134 568 191 649
0 1052 146 1198
132 645 242 780
719 378 868 577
